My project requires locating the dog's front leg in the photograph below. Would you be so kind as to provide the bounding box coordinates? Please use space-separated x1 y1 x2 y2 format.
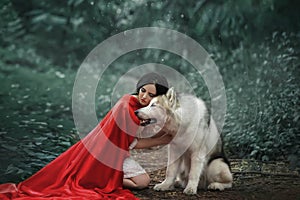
183 152 206 195
154 145 181 191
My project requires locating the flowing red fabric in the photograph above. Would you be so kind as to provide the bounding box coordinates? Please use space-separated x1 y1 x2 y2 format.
0 94 143 200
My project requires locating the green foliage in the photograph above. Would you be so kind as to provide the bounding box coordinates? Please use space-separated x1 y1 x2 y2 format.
217 32 300 164
0 0 299 182
0 64 78 182
6 0 299 68
0 0 25 44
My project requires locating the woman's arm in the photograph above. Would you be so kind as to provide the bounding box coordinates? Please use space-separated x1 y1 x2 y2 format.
133 134 173 149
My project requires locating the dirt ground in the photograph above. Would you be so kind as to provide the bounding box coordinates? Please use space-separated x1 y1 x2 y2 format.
130 149 300 200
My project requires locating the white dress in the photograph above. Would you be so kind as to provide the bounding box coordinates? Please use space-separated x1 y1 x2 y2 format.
123 138 146 178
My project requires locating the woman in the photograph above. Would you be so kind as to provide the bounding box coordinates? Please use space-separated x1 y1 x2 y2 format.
0 72 171 200
123 72 170 190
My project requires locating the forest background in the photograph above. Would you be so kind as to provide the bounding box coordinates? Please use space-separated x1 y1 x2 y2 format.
0 0 299 183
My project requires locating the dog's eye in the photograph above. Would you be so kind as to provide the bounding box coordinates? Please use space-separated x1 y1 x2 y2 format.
150 104 156 107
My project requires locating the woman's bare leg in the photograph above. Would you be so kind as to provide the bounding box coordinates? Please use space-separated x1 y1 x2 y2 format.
123 173 150 189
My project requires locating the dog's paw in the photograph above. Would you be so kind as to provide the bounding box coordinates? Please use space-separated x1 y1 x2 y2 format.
183 186 197 195
207 182 225 191
154 183 174 191
174 180 186 189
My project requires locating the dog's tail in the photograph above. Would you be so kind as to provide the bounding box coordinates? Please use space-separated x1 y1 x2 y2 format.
208 151 231 171
208 117 231 171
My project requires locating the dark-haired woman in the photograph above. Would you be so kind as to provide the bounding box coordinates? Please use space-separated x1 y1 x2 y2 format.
0 72 171 200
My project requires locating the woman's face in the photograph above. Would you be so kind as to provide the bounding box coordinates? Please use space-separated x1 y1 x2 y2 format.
138 84 157 106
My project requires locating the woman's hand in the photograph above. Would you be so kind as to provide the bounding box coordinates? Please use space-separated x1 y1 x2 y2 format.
155 134 173 145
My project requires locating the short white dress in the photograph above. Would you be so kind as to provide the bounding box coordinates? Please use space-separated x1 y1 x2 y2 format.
123 138 146 178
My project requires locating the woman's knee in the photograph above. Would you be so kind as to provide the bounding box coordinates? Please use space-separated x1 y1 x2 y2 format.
132 173 150 189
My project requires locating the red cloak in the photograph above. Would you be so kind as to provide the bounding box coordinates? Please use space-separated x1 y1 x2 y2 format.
0 94 143 200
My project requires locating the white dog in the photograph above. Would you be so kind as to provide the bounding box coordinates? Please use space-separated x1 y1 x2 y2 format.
135 88 233 195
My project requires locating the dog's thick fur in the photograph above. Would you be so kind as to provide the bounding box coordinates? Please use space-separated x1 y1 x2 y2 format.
135 88 233 195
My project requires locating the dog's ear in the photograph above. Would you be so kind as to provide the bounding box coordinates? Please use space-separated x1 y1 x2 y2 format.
166 87 177 108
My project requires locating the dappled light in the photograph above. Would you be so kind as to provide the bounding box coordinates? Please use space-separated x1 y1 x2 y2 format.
0 0 299 199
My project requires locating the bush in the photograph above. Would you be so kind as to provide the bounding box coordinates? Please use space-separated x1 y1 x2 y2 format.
215 32 300 164
0 63 77 182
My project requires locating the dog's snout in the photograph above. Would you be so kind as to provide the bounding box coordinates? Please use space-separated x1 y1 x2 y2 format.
134 110 139 115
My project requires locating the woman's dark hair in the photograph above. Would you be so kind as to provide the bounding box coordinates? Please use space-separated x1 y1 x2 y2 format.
135 72 169 96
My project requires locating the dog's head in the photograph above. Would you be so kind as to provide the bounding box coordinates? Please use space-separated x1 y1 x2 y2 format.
135 88 178 138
